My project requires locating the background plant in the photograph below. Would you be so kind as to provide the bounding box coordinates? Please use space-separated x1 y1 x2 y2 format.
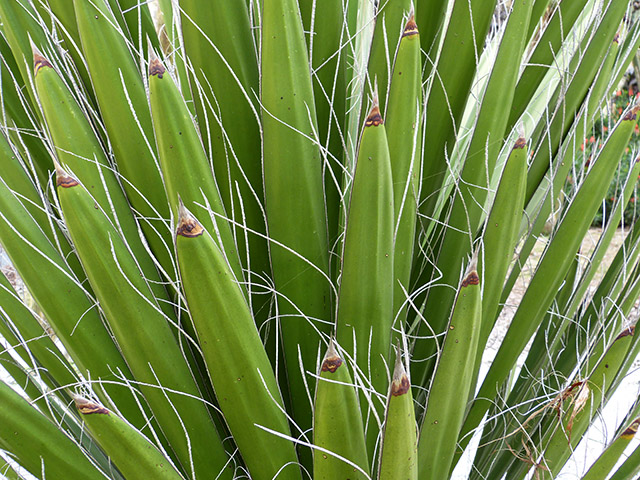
0 0 639 479
576 85 640 227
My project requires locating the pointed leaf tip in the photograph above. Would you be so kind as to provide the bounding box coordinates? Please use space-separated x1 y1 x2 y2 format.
149 53 165 78
623 105 640 121
514 136 527 149
615 325 635 341
176 203 204 238
461 271 479 288
365 101 383 127
622 418 640 439
364 79 384 127
402 14 419 37
461 253 479 288
391 350 410 396
321 340 343 373
33 49 52 76
55 164 79 188
74 396 110 415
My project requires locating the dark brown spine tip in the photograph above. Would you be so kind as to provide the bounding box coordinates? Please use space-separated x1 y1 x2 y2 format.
56 169 79 189
402 15 419 37
176 202 204 237
614 32 620 44
623 106 640 121
616 325 635 341
461 271 479 288
149 57 165 79
176 216 204 237
74 397 109 415
514 136 527 149
33 52 52 75
365 104 383 127
321 354 343 373
391 373 410 396
622 419 640 439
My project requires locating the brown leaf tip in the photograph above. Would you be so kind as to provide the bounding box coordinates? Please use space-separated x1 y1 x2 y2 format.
402 15 419 38
176 202 204 238
33 52 52 76
365 103 384 127
514 136 527 149
461 271 479 288
149 56 165 79
391 346 410 395
615 325 635 341
391 374 410 396
55 165 79 188
623 106 640 122
622 418 640 439
321 340 344 372
461 252 479 287
321 354 343 373
74 397 109 416
614 32 620 45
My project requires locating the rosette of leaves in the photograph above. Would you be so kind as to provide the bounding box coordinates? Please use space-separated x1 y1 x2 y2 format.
0 0 640 479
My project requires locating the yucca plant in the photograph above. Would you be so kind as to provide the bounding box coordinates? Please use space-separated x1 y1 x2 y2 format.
1 0 640 478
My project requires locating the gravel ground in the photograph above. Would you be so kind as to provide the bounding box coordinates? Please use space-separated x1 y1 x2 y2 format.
490 227 633 351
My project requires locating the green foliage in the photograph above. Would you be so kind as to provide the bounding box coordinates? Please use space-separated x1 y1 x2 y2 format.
0 1 639 479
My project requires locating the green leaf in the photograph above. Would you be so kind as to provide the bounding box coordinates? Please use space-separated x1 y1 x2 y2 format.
378 350 417 480
56 168 231 479
175 204 300 480
336 99 394 457
261 0 332 435
313 342 369 480
0 381 105 480
418 258 481 480
74 396 185 480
